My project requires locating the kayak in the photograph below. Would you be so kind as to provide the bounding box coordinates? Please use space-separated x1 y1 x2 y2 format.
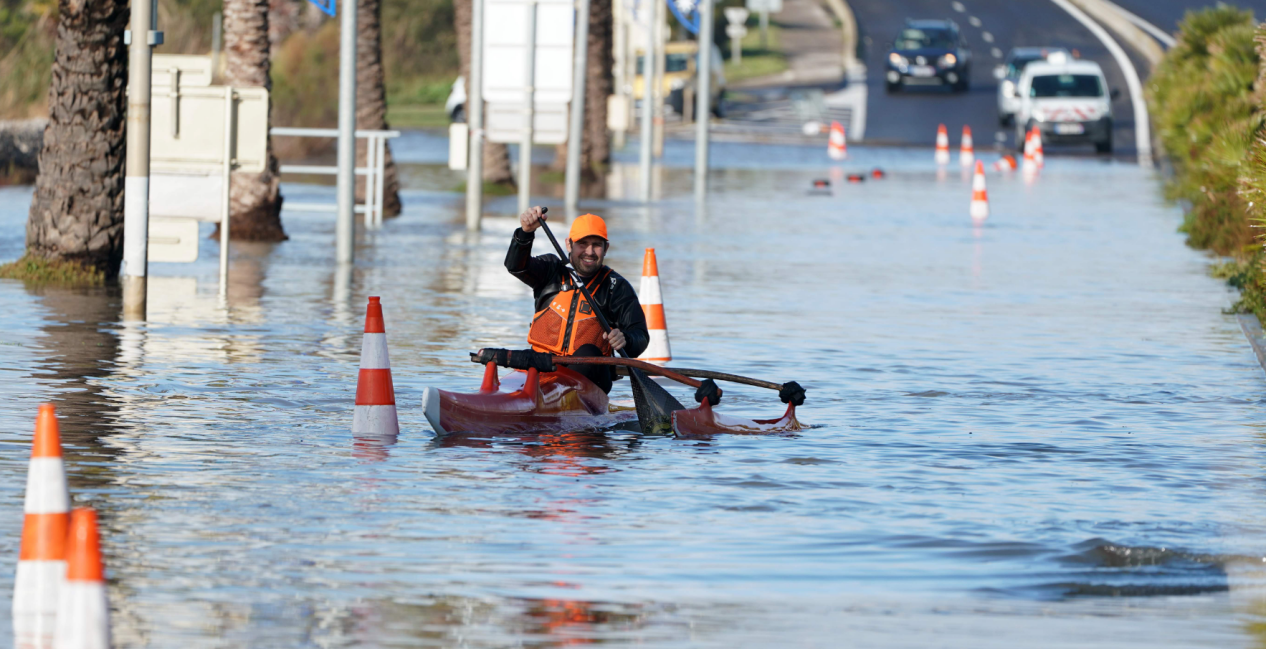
424 361 801 437
423 363 637 436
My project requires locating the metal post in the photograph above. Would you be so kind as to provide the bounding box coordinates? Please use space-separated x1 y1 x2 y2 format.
336 0 359 264
564 0 591 215
220 87 233 297
123 0 158 319
694 0 713 204
465 0 485 230
211 12 222 82
518 0 537 215
759 10 767 49
651 0 665 159
363 135 375 228
637 0 653 201
375 135 386 227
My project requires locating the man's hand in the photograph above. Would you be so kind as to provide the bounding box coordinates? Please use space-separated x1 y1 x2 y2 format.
519 206 546 233
604 328 626 352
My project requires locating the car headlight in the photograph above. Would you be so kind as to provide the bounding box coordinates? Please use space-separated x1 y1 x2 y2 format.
889 53 906 67
939 53 957 67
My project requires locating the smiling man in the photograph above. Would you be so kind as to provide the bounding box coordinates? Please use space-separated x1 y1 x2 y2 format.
506 206 649 393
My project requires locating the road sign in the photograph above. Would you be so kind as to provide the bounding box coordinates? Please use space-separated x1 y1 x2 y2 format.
724 7 749 25
667 0 701 35
745 0 780 12
308 0 335 17
482 0 574 144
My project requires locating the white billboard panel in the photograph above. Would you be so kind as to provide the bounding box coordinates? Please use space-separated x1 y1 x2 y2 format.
483 0 574 144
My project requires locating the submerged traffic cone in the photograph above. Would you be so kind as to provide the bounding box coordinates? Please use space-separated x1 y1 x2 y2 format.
959 126 975 167
53 509 109 649
353 296 399 435
827 121 847 161
935 124 950 165
993 154 1017 172
970 160 989 222
1031 127 1045 167
14 404 70 649
638 249 671 365
1022 128 1038 173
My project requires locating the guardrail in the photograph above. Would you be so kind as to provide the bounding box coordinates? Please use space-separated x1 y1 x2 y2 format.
270 127 401 228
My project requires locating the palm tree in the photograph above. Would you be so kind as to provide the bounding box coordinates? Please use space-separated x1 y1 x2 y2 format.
222 0 288 241
454 0 516 186
553 0 612 178
356 0 403 217
21 0 129 278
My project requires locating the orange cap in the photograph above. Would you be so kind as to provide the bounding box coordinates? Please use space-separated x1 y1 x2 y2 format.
569 214 608 242
33 403 62 459
65 508 105 582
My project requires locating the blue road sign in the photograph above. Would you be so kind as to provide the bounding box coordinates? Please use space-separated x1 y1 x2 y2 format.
666 0 701 35
309 0 336 17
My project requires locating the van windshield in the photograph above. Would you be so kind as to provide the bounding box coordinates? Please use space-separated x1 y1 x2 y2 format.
1030 74 1102 97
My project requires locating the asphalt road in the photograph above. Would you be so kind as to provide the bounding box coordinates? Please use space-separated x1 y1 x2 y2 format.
1111 0 1266 33
852 0 1143 156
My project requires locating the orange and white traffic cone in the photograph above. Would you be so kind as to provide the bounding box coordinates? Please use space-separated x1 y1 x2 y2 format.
637 248 671 365
1031 127 1045 167
959 126 975 167
14 404 70 649
992 154 1017 172
53 508 109 649
970 160 989 223
1022 128 1038 173
827 120 847 161
353 296 399 436
935 124 950 165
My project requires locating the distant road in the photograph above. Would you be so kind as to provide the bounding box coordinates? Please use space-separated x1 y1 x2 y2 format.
1109 0 1266 34
852 0 1144 155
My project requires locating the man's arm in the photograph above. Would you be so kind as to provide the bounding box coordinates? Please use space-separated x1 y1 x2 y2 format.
607 276 649 358
505 228 559 290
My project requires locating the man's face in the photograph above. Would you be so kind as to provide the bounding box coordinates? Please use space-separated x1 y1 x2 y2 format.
567 235 608 276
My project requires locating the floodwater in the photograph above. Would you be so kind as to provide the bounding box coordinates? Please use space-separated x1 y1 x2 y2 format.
2 136 1266 647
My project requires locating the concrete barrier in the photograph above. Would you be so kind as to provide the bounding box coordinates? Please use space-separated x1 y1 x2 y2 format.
1068 0 1164 69
820 0 857 70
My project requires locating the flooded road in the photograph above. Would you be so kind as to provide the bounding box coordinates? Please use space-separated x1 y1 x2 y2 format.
3 137 1266 647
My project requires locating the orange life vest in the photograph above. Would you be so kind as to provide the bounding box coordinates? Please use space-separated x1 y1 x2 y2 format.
527 268 613 356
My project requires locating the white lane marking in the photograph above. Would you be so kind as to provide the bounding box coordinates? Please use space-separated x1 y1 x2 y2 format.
951 1 965 12
982 31 994 43
991 47 1003 58
825 63 868 141
969 16 982 27
1104 0 1177 48
1048 0 1153 166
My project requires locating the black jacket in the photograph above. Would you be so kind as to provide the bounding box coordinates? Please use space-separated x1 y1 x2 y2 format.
505 227 649 358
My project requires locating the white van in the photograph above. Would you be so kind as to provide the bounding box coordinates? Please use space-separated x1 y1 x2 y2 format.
1015 56 1117 154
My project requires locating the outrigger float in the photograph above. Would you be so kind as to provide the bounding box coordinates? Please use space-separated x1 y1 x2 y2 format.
422 352 804 438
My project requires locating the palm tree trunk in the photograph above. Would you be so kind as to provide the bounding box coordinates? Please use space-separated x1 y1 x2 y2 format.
551 0 612 179
454 0 516 185
356 0 402 217
23 0 129 277
222 0 287 241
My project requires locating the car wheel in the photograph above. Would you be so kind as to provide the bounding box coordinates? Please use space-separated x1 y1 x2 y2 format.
1095 138 1113 154
451 105 466 124
712 91 726 118
999 114 1013 127
886 81 901 94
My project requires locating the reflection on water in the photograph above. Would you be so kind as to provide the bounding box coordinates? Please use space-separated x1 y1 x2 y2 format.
2 146 1266 646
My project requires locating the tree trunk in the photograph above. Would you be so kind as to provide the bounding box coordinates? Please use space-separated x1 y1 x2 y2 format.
24 0 129 277
454 0 516 185
356 0 402 217
552 0 613 179
222 0 287 241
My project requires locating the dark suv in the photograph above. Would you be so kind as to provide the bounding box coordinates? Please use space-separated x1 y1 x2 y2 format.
885 19 972 93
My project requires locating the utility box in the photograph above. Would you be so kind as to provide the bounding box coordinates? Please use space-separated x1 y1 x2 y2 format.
150 86 268 174
607 94 630 131
147 216 201 263
482 0 574 144
151 54 214 88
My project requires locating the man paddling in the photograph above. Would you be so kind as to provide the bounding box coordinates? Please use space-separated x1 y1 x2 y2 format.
506 206 648 393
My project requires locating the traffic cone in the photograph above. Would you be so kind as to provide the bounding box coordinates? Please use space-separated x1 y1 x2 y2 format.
935 124 950 165
827 121 847 161
353 296 399 435
1031 127 1045 167
959 126 975 167
14 404 70 649
638 249 671 365
1022 128 1038 173
970 160 989 222
53 508 109 649
992 154 1017 172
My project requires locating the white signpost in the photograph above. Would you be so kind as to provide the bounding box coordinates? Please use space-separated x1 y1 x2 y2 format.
724 7 749 64
745 0 780 48
482 0 575 145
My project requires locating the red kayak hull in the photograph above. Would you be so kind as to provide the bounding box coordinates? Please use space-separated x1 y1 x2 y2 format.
671 400 800 438
423 364 636 435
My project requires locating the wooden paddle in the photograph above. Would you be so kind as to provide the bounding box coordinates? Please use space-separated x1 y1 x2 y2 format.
533 208 686 433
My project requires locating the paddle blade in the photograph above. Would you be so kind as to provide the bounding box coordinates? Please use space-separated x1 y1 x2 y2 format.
629 368 685 435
